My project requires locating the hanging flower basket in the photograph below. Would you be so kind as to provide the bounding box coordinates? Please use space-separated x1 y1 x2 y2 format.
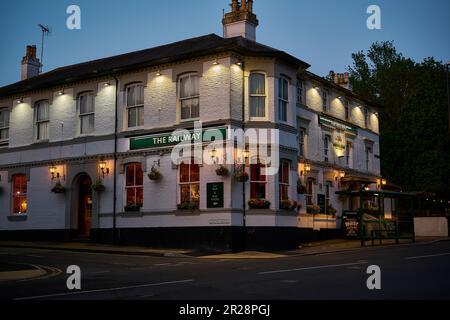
248 198 271 209
215 165 230 177
326 205 337 216
124 203 142 212
91 178 106 192
234 170 249 183
280 199 300 211
297 180 307 194
148 167 162 181
51 182 66 194
177 201 200 211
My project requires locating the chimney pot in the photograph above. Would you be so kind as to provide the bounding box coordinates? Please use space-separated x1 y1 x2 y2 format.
21 44 40 80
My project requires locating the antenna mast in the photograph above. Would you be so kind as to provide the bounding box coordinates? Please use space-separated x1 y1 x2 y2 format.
38 24 51 73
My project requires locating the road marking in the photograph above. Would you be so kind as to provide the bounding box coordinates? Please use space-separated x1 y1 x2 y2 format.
89 270 111 275
406 252 450 260
14 279 194 301
259 262 369 275
26 254 43 258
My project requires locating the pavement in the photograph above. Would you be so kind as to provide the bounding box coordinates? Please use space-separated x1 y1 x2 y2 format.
1 239 450 300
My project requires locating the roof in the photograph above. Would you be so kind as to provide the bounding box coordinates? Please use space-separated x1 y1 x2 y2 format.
0 34 310 98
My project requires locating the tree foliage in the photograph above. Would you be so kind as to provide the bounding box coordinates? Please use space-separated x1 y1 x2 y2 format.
348 41 450 198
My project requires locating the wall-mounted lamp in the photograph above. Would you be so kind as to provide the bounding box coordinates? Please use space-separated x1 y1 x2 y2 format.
49 165 60 180
155 70 162 76
99 160 110 178
339 171 346 179
305 164 311 174
382 179 387 186
212 59 219 65
243 150 250 160
209 147 217 159
363 185 370 192
236 61 243 66
57 90 64 96
17 98 24 104
104 82 111 87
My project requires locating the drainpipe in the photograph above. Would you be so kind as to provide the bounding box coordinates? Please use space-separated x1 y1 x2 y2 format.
112 76 119 244
241 60 246 250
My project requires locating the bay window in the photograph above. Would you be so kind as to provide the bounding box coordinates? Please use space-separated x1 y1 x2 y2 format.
12 174 27 215
250 163 266 199
125 163 143 209
179 73 200 120
179 162 200 204
34 100 49 141
78 92 95 135
278 77 289 122
249 73 266 118
126 83 144 128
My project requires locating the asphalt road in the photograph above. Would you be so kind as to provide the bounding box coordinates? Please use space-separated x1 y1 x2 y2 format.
1 240 450 300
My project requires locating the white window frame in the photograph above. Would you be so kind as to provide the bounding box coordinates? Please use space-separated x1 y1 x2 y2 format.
250 162 267 199
178 162 200 204
0 108 9 145
78 92 95 135
279 160 290 202
365 146 373 172
325 181 332 212
125 162 144 207
178 73 200 121
249 72 267 120
126 83 144 129
324 134 331 163
278 77 289 122
306 178 314 206
299 127 306 158
34 100 49 142
296 81 304 106
322 90 328 113
345 141 353 168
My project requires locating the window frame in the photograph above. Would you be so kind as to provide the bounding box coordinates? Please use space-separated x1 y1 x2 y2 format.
125 83 145 129
299 127 306 158
306 178 314 206
345 141 352 168
249 72 267 119
34 100 50 141
325 181 332 213
125 163 144 209
365 146 373 172
278 77 289 122
11 174 27 215
0 108 10 144
344 100 350 121
324 134 331 163
250 162 267 199
322 90 328 113
279 161 290 202
178 161 200 204
77 91 95 135
178 73 200 121
296 81 304 106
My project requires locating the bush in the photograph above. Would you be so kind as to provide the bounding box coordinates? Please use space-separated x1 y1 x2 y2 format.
148 167 162 181
248 198 271 209
215 165 230 177
51 182 66 194
124 203 142 212
280 199 299 211
177 201 200 210
91 179 105 192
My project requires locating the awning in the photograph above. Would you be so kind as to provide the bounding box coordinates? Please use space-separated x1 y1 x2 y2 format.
341 175 377 184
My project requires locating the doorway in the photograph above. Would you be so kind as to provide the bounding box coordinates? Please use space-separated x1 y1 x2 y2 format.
77 175 93 238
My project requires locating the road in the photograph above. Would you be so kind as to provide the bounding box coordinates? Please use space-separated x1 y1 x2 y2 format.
1 240 450 300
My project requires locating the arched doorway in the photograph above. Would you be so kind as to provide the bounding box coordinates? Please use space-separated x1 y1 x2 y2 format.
77 175 93 238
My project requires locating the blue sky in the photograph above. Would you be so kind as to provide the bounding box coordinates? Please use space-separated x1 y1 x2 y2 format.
0 0 449 87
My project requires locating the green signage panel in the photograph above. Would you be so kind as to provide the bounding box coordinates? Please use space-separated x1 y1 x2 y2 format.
319 115 358 134
130 128 227 151
207 182 224 209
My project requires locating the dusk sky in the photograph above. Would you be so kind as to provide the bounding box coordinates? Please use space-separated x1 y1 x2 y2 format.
0 0 449 87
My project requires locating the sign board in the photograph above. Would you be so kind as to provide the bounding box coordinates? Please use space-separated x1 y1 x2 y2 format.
130 128 227 151
207 182 224 209
319 115 357 135
343 212 360 238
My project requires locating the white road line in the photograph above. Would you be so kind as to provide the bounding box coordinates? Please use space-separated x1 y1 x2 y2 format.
259 262 369 275
406 252 450 260
14 279 194 301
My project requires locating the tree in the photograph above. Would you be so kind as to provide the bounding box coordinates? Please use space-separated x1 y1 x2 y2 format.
348 42 450 198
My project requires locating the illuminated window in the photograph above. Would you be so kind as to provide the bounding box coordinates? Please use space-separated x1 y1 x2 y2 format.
179 162 200 204
126 83 144 128
279 161 290 202
34 100 49 141
278 77 289 122
250 162 266 199
249 73 266 118
12 174 27 215
125 163 143 208
78 92 95 135
179 74 200 120
0 108 9 144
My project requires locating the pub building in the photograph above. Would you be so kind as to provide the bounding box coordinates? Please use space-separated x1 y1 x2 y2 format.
0 1 382 250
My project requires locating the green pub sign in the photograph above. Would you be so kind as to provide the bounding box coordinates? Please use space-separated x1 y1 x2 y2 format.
207 182 224 209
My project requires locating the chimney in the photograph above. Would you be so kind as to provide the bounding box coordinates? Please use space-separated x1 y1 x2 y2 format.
331 72 352 91
223 0 259 41
21 45 41 80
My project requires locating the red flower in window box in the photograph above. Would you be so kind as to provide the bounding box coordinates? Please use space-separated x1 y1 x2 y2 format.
177 201 200 211
280 199 300 211
248 198 271 209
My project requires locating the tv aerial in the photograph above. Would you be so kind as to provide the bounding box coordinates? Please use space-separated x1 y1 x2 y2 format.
38 24 52 73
